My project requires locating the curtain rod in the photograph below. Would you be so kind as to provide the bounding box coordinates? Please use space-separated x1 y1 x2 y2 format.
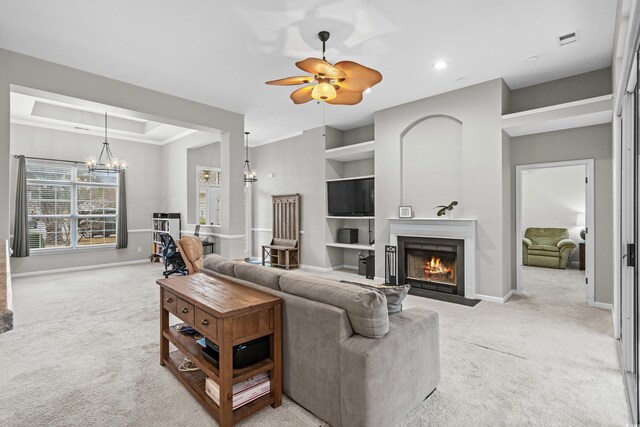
13 155 83 164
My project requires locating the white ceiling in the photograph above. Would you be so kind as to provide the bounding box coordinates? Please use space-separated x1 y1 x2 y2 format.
10 91 198 145
0 0 618 146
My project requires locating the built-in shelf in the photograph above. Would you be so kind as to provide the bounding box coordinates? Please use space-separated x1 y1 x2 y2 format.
326 174 375 183
326 242 374 250
326 216 375 220
502 94 613 137
325 140 375 162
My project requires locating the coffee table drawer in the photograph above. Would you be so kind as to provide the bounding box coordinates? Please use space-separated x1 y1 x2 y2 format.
162 290 177 314
195 308 218 340
176 298 194 324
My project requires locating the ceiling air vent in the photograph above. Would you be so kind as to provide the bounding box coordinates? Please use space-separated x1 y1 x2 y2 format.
558 32 577 46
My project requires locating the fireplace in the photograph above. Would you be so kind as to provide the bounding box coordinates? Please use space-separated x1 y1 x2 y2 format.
397 237 465 297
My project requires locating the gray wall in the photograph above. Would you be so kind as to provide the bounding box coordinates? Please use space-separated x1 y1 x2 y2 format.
509 68 612 113
510 124 613 304
0 48 245 265
9 124 163 274
251 127 326 268
375 79 511 299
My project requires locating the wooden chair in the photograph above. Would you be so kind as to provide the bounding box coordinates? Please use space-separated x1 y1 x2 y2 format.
262 194 300 269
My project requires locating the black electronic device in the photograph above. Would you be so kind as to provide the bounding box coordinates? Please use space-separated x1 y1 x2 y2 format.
327 177 374 217
201 335 270 370
358 254 375 279
338 228 359 244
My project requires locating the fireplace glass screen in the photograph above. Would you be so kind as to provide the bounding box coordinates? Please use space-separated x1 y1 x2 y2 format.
406 249 457 287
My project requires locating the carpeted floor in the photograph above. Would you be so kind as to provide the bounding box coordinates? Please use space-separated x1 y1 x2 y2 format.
0 263 629 426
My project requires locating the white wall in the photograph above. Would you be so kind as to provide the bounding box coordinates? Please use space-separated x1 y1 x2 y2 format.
401 116 463 216
521 165 586 265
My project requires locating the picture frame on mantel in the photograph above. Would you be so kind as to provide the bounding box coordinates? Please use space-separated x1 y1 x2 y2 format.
398 206 413 218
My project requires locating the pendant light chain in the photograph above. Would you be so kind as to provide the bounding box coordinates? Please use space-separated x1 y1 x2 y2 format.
243 131 257 183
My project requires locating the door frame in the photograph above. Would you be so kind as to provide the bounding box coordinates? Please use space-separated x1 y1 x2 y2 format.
515 159 595 304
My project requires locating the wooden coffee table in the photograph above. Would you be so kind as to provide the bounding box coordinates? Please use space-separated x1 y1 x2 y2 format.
157 273 282 426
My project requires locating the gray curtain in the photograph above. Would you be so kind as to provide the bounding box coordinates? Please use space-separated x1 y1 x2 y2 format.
12 156 29 257
116 170 128 249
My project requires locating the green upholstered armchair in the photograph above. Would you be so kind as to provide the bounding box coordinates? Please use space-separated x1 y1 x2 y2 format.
522 228 577 269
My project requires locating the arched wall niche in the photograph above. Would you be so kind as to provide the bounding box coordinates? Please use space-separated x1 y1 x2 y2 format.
399 114 463 216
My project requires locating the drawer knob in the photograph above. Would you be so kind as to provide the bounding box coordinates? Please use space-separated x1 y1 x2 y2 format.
181 307 189 314
166 298 173 303
201 319 209 326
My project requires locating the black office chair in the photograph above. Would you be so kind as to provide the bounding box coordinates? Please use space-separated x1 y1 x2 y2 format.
195 225 215 255
161 233 187 278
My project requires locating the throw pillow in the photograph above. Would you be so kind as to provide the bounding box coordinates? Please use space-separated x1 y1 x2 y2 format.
340 281 410 314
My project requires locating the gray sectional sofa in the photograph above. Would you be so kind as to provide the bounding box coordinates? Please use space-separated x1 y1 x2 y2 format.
201 254 440 427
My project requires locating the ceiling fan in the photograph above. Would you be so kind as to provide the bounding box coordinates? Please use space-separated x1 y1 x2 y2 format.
266 31 382 105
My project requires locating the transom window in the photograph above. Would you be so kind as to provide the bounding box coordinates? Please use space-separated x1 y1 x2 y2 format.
26 162 118 250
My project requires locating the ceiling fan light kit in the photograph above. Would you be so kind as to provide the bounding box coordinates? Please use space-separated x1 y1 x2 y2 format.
266 30 382 105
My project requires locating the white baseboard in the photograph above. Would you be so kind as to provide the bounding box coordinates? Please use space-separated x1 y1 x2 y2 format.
476 290 514 304
299 264 333 272
593 301 613 311
11 259 150 278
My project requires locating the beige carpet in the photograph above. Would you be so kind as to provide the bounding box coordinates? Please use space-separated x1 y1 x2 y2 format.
0 263 628 426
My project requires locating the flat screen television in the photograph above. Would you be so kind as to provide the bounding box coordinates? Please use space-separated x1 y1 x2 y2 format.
327 177 374 216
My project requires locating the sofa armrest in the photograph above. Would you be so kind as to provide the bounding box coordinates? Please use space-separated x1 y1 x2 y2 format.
557 239 577 249
522 237 532 247
339 308 439 427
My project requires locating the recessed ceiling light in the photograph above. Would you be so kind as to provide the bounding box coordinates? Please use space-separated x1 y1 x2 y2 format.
526 56 538 63
433 61 447 70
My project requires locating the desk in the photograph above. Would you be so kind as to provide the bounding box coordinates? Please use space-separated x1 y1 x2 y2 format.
202 239 215 255
157 273 282 426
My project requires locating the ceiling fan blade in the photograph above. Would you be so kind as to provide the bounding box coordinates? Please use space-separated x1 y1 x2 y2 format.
326 88 364 105
296 58 346 79
290 85 315 104
334 61 382 92
266 76 315 86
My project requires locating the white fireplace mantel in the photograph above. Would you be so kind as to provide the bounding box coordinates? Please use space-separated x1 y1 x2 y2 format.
389 218 477 299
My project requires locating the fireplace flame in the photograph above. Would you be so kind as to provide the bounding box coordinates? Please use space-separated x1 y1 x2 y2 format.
423 256 452 277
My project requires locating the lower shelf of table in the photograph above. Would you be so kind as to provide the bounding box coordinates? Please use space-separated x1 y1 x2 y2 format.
163 326 274 385
163 350 275 423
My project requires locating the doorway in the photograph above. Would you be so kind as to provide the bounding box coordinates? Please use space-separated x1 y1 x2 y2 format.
515 159 595 304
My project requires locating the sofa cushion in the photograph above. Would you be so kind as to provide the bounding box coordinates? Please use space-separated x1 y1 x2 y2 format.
280 273 389 338
529 244 560 253
339 281 410 314
233 262 285 291
202 254 237 277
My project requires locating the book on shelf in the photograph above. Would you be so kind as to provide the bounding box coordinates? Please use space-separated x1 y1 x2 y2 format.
204 372 270 409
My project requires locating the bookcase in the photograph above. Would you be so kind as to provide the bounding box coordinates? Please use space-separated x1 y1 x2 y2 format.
152 213 181 257
325 136 375 271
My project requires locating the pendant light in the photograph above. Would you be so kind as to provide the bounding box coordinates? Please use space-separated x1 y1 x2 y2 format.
243 131 257 183
86 112 127 173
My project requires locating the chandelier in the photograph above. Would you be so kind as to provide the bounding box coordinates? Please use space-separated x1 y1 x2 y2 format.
243 131 257 183
86 112 127 173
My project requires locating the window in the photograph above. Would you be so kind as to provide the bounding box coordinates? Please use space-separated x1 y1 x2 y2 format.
196 166 221 226
26 161 118 250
